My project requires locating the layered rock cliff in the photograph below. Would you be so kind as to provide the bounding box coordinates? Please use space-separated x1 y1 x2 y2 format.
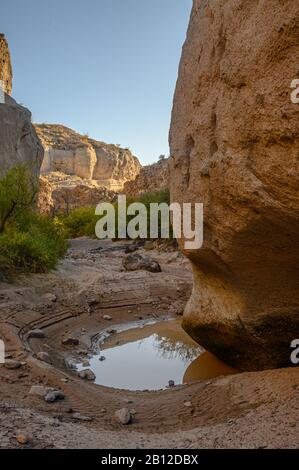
0 34 12 95
124 157 170 197
170 0 299 370
0 35 43 179
35 124 141 191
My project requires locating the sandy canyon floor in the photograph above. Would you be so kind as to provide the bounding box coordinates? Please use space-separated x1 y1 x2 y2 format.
0 238 298 449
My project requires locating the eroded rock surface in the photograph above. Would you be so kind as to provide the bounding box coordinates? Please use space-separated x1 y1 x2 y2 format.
124 157 169 197
0 35 43 179
0 34 12 95
170 0 299 370
36 124 141 191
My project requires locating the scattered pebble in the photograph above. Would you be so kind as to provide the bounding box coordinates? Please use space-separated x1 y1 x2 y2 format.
44 390 65 403
184 401 193 408
44 293 57 303
78 369 96 381
16 434 30 445
99 356 106 362
103 315 112 321
113 408 132 425
4 360 22 370
168 380 175 388
62 337 79 346
36 351 51 363
28 329 45 339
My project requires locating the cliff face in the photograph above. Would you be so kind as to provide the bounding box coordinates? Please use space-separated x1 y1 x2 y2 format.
35 124 142 191
170 0 299 370
0 34 12 95
124 158 170 197
37 173 117 215
0 35 43 179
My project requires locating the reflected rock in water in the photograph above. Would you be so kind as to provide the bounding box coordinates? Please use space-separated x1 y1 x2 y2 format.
183 352 238 383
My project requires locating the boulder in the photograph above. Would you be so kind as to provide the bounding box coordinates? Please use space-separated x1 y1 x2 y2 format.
169 0 299 370
122 254 161 273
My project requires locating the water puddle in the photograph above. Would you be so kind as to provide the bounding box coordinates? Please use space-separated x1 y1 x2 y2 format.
77 319 237 391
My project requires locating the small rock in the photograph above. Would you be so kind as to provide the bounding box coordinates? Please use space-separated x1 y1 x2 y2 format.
122 254 161 273
44 390 65 403
72 413 93 422
4 360 22 370
16 434 30 445
28 329 45 339
103 315 112 321
78 369 96 381
168 380 175 388
184 401 193 408
62 337 79 346
36 352 51 363
44 293 57 303
107 329 116 334
114 408 132 425
99 356 106 362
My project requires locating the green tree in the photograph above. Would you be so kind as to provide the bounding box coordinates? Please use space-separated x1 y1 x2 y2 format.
0 165 38 233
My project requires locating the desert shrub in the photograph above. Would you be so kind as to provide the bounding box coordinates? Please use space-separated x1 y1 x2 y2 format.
60 189 172 240
0 166 68 277
0 164 37 233
114 189 172 239
0 212 67 274
61 207 98 238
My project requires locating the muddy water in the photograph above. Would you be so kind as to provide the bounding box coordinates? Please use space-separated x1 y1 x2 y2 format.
77 319 237 391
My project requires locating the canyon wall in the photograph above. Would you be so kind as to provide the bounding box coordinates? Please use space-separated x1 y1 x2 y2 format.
0 34 43 180
36 124 141 191
124 158 170 197
0 34 12 95
170 0 299 370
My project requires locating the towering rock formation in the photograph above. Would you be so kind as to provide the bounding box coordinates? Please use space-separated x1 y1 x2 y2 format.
0 34 43 179
0 34 12 95
170 0 299 370
124 157 170 197
35 124 141 191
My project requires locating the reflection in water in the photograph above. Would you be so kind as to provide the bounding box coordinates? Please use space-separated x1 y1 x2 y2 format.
183 352 237 383
154 335 199 363
77 319 237 391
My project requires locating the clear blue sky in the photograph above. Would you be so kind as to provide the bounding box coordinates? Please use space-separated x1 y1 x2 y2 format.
1 0 192 164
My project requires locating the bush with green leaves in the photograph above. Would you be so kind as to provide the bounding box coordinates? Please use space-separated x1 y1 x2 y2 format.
61 189 173 240
0 165 37 233
0 166 68 276
60 207 99 238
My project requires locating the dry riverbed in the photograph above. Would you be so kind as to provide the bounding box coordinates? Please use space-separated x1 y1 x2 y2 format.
0 238 298 449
